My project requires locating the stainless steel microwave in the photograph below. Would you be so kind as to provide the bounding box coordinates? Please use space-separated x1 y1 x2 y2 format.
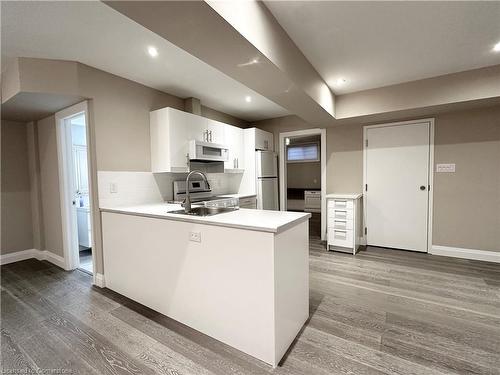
189 140 229 162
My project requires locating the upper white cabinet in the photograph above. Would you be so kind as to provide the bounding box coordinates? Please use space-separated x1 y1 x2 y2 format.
206 119 226 144
150 107 245 173
223 124 245 171
150 107 208 173
254 128 274 151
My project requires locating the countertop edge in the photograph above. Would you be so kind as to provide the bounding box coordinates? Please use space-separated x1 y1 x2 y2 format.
325 193 363 199
100 208 311 234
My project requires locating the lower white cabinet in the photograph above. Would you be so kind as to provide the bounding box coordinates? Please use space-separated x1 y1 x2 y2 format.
77 207 92 248
239 196 257 209
224 124 245 172
326 194 362 254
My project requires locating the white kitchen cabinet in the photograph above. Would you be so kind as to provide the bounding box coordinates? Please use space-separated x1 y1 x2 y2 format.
77 207 92 248
254 128 274 151
326 194 363 254
223 124 245 171
239 195 257 209
102 210 309 368
207 119 226 144
150 107 207 173
73 145 89 193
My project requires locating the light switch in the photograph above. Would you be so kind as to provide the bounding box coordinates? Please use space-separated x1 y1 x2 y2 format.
110 183 118 193
436 163 456 173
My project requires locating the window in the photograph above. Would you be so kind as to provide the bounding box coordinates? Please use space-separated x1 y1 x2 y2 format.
287 143 320 162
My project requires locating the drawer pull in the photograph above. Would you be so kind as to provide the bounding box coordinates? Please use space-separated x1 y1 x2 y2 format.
334 210 347 218
334 230 347 239
335 200 347 207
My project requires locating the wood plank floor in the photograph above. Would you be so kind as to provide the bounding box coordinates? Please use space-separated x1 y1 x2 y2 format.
2 237 499 374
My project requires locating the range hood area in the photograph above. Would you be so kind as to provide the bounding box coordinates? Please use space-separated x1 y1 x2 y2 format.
188 160 225 174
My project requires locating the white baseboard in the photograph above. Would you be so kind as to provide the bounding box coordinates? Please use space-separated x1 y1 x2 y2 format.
37 250 66 269
93 273 106 288
431 245 500 263
0 249 37 265
1 248 66 268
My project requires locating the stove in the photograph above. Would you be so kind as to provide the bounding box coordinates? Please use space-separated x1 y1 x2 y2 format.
173 179 213 203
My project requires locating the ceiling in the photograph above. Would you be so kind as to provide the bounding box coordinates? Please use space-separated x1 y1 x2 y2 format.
265 1 500 94
1 1 289 121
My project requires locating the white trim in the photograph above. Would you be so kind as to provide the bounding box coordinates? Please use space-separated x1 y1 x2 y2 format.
0 249 65 268
0 249 37 265
55 101 97 274
93 273 106 288
40 250 66 269
363 118 435 253
278 128 327 241
431 245 500 263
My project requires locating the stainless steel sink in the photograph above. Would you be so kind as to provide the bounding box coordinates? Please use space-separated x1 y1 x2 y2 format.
168 206 237 217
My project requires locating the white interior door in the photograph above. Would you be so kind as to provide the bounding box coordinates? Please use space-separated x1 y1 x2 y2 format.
365 122 431 252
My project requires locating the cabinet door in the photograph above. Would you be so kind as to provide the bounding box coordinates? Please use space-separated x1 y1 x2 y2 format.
207 119 225 144
73 145 89 193
223 125 244 170
254 128 273 151
168 108 207 171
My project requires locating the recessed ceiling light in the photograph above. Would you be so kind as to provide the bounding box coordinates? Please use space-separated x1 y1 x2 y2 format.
493 41 500 52
147 46 158 57
245 96 252 103
335 78 347 86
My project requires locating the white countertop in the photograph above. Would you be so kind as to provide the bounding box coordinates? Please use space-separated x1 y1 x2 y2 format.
325 193 363 200
100 203 310 233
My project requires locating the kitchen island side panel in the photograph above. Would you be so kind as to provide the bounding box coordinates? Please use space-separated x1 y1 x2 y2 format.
273 220 310 366
101 212 276 365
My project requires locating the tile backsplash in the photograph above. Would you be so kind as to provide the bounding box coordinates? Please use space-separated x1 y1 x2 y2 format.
97 171 243 208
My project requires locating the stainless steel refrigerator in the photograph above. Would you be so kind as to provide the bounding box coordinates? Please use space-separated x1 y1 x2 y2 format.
256 151 279 210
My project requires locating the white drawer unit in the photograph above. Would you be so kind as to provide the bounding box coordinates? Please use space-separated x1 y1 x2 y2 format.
326 194 363 254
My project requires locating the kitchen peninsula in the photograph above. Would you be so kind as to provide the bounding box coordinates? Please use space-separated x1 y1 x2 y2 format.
101 203 310 367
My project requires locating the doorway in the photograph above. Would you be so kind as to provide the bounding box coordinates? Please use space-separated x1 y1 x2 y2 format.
55 101 95 274
363 119 434 252
279 129 327 240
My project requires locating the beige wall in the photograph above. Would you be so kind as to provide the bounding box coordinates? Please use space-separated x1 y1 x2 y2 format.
432 107 500 251
287 162 321 189
201 105 249 128
254 105 500 252
36 115 64 257
1 120 34 253
77 64 185 172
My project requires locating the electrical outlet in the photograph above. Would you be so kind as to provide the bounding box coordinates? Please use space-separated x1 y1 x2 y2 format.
436 163 456 173
110 183 118 193
189 231 201 243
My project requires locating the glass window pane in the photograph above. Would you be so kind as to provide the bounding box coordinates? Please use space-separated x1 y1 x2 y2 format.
287 144 319 161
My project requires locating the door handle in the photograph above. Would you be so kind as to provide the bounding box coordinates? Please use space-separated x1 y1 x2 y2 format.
419 185 426 191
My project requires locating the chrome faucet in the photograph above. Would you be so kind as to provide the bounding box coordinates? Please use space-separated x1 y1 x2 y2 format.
183 170 211 213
